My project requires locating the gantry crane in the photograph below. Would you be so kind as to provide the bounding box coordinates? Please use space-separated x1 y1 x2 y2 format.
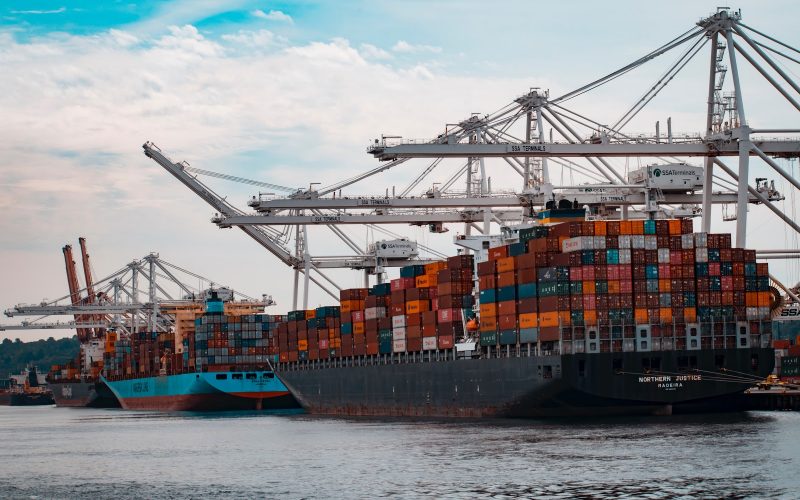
143 7 800 305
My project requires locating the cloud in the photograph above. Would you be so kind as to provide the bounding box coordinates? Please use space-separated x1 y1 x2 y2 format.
359 43 392 60
10 7 66 15
392 40 442 54
222 29 287 50
252 9 293 23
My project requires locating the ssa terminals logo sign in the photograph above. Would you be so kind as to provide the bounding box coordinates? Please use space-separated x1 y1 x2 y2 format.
653 168 662 177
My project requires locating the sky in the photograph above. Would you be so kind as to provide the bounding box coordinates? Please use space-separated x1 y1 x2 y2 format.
1 0 799 340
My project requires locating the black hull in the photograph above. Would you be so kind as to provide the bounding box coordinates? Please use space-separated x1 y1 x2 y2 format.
276 347 774 418
0 392 55 406
50 380 121 408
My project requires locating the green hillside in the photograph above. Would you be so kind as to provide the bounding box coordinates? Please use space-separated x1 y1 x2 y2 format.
0 337 80 377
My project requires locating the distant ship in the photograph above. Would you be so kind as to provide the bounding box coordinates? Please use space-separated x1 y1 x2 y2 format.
0 366 54 406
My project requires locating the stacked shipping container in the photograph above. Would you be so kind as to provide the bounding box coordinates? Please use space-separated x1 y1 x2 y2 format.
477 220 772 352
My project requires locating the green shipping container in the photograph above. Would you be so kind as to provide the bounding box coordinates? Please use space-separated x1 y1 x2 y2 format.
517 283 537 299
499 330 517 345
480 331 498 346
520 328 538 343
781 356 800 377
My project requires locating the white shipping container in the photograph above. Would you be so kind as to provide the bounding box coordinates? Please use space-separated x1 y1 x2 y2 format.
364 307 387 320
694 232 708 248
618 235 632 249
392 315 406 328
657 248 671 263
618 249 632 264
695 248 708 263
422 337 437 350
631 235 646 249
681 234 694 249
593 236 606 250
392 329 406 341
562 236 592 253
392 339 407 353
644 235 658 250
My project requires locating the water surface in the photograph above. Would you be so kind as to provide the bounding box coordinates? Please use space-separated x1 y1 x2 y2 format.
1 407 797 499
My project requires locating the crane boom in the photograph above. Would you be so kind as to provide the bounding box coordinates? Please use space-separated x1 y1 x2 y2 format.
78 237 95 302
143 142 339 300
62 245 90 341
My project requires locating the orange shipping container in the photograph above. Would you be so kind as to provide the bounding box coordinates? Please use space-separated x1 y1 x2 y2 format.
424 261 446 274
539 311 559 327
607 280 620 294
479 317 498 332
406 300 430 314
479 302 498 317
631 220 644 234
659 279 671 292
659 308 673 324
298 340 308 351
583 281 596 294
619 220 632 234
353 322 365 335
496 256 516 274
583 310 597 325
745 292 759 307
668 219 681 235
519 313 538 329
634 308 648 324
594 221 607 236
558 311 571 327
415 274 437 288
684 307 697 323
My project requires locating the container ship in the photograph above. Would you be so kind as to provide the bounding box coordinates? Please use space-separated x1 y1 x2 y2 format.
101 293 299 412
0 366 55 406
267 219 774 417
48 337 120 408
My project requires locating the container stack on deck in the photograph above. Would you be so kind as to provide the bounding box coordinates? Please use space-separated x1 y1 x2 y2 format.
389 255 475 354
477 219 772 352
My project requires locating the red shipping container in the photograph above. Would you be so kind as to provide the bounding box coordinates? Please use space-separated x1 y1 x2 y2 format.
571 266 584 281
477 260 496 276
518 268 537 284
391 277 416 291
407 337 422 352
499 314 517 330
583 266 596 280
498 300 517 316
406 313 422 326
422 323 437 337
438 335 455 349
518 297 538 313
488 246 509 260
437 308 461 323
479 275 497 290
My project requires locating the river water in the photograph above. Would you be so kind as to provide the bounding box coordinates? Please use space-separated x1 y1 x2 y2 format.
0 406 798 499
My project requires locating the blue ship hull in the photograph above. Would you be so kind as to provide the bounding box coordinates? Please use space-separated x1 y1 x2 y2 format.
102 371 299 411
